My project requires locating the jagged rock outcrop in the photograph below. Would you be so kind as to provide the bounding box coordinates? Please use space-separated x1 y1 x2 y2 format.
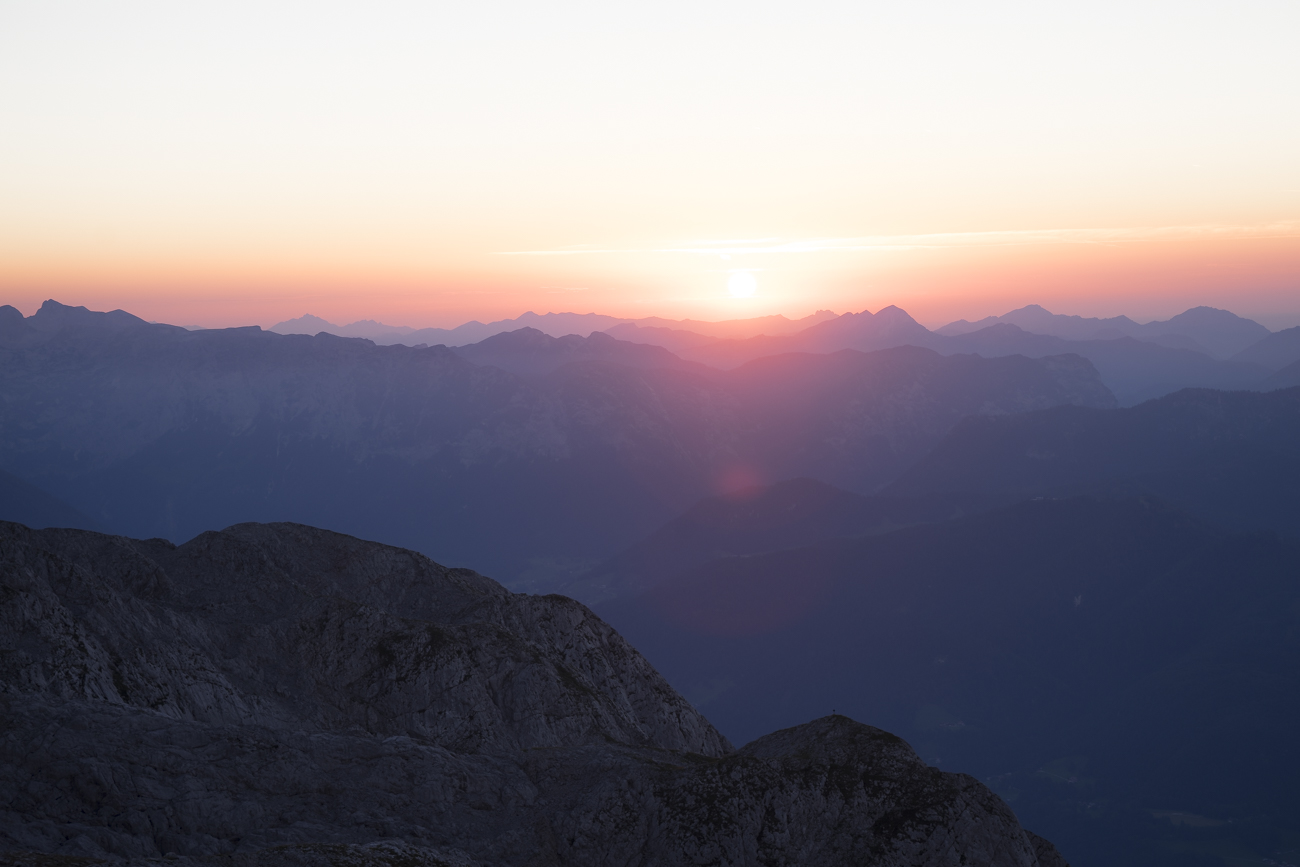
0 520 1067 866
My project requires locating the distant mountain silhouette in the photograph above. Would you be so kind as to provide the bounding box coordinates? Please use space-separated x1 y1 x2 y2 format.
678 305 938 368
602 322 735 354
0 304 33 341
618 309 839 339
1260 358 1300 390
937 304 1271 358
564 478 977 605
270 312 345 334
941 325 1271 405
1230 324 1300 370
4 299 161 336
271 309 841 348
451 327 711 377
0 301 1114 588
167 300 1287 407
647 308 1271 405
269 314 415 339
1141 305 1272 356
887 386 1300 537
271 310 633 345
599 496 1300 866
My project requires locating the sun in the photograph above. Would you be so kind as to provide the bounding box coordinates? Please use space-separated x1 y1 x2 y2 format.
727 272 757 298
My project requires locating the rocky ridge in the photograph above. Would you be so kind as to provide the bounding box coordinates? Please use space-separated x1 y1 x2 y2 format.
1 520 1066 866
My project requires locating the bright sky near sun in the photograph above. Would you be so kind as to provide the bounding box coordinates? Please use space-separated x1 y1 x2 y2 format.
2 1 1298 328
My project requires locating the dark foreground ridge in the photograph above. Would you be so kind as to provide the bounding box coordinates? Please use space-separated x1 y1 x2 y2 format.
0 520 1065 866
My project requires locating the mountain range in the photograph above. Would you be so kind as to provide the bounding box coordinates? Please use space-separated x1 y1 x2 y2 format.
935 304 1271 358
633 306 1274 406
265 303 1289 406
5 295 1300 866
0 301 1114 588
268 309 840 346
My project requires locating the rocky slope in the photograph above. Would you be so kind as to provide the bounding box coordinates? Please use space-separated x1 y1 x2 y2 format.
0 520 1066 866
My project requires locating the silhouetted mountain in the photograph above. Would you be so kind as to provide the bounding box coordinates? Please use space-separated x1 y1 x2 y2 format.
0 469 101 531
269 312 344 334
564 478 977 605
699 347 1114 495
938 305 1149 340
398 310 636 346
450 327 709 377
254 302 1280 407
602 322 726 354
273 309 845 348
1230 324 1300 370
679 304 939 368
943 325 1272 405
1151 305 1272 356
0 519 1066 866
601 312 842 356
0 301 1113 588
1262 358 1300 390
271 311 637 346
937 304 1271 358
0 305 33 341
599 496 1300 867
653 307 1270 405
628 308 840 338
6 299 167 337
887 386 1300 538
270 314 416 339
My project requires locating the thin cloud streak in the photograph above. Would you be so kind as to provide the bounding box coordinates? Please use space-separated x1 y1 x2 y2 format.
497 221 1300 257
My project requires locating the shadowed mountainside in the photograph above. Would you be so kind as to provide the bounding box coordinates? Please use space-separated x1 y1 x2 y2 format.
1262 358 1300 390
0 519 1067 867
886 386 1300 538
597 496 1300 867
0 301 1113 587
563 478 978 605
940 326 1271 405
1230 324 1300 370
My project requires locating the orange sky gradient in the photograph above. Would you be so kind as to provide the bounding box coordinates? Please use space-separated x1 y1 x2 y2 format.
2 2 1298 331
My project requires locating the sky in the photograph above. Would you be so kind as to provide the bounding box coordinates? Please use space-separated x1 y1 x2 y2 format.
2 1 1298 330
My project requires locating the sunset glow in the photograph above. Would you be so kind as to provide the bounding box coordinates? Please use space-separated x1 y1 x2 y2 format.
2 1 1298 328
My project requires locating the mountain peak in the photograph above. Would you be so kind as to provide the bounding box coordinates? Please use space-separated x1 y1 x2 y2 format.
30 299 150 331
270 313 340 334
873 304 921 323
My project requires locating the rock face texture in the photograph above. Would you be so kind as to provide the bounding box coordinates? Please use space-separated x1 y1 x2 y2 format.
0 520 1067 866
